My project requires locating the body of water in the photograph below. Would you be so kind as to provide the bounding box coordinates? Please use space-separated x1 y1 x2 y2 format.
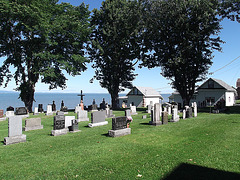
0 92 171 112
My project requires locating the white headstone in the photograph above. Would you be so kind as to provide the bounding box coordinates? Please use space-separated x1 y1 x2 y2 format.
130 106 138 115
6 111 15 118
34 107 39 115
77 110 89 122
193 102 197 117
183 109 186 119
75 105 81 113
168 106 171 115
171 108 179 122
65 116 75 128
149 103 162 126
46 105 53 116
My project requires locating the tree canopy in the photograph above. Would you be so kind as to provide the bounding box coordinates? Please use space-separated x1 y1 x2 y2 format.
141 0 223 106
89 0 144 109
0 0 91 112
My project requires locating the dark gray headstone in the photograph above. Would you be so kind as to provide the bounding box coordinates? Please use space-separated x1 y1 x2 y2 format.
186 108 193 118
91 111 106 123
38 104 43 112
112 116 127 130
6 106 14 111
54 115 65 130
162 112 168 124
15 107 28 115
100 98 106 110
52 101 56 111
69 120 79 132
56 111 64 116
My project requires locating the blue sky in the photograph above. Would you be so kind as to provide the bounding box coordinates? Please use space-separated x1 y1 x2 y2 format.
0 0 240 94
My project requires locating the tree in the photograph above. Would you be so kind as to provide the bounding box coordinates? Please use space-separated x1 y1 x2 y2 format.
89 0 144 109
141 0 223 106
0 0 91 112
218 0 240 22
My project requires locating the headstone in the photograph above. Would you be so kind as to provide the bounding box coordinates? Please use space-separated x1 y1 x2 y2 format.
142 115 147 119
170 108 179 122
56 111 64 115
60 100 68 112
38 104 43 113
4 116 26 145
168 106 171 115
88 110 108 127
33 107 39 115
193 102 197 117
182 110 186 119
125 110 132 118
46 105 53 116
108 116 131 137
130 105 138 115
162 111 168 124
147 105 152 113
0 109 3 118
65 116 75 128
52 101 56 112
149 103 162 126
15 107 28 115
164 107 167 112
51 114 68 136
186 107 193 118
75 105 81 113
69 119 80 133
6 111 14 118
106 106 115 118
92 99 98 111
0 109 6 121
100 98 106 110
24 118 43 131
77 110 89 122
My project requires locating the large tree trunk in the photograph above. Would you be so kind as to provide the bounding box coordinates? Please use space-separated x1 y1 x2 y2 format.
19 82 35 113
111 92 119 110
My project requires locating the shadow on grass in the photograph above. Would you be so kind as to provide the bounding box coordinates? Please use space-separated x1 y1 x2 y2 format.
163 163 240 180
140 123 150 126
0 141 4 145
101 133 109 137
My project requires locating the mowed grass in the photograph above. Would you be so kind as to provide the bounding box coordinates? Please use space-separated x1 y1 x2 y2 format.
0 109 240 179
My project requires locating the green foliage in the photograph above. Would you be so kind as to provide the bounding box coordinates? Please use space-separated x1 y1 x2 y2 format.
89 0 145 109
141 0 223 105
219 0 240 22
0 110 240 179
0 0 91 111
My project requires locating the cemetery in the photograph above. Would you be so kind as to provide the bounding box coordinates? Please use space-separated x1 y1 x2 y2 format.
0 103 240 179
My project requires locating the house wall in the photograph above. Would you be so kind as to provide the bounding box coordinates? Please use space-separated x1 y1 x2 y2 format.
225 92 235 106
144 97 161 107
127 95 143 107
195 89 226 106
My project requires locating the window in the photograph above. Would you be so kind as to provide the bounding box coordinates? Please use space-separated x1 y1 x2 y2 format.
205 97 215 104
208 80 214 88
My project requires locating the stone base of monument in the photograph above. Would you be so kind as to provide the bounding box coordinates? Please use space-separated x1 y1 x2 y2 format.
170 118 179 123
149 121 162 126
108 128 131 137
24 125 44 131
51 128 69 136
64 112 68 115
88 121 108 128
77 118 89 122
69 130 81 133
4 134 27 145
0 117 6 121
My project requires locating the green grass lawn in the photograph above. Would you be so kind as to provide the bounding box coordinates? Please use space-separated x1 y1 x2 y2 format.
0 109 240 179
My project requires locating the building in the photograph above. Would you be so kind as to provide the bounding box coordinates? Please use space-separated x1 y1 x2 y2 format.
169 78 237 108
118 87 163 108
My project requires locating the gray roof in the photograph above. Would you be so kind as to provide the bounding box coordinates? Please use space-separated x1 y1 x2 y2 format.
198 78 236 92
129 86 163 99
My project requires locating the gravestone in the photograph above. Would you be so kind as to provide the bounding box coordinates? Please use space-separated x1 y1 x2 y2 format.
77 110 89 122
33 107 39 115
0 109 6 121
193 102 197 117
125 109 132 118
7 106 14 111
15 107 28 115
38 104 43 113
4 116 26 145
147 105 152 113
52 101 56 112
60 100 68 112
164 107 167 112
92 99 98 111
149 103 162 126
100 98 106 110
65 116 75 128
75 105 81 113
130 106 138 115
142 115 147 119
69 119 80 133
51 114 68 136
162 111 168 124
108 116 131 137
186 107 193 118
168 106 171 115
46 105 53 116
88 110 108 127
106 106 115 118
24 118 43 131
182 109 186 119
0 109 3 118
170 108 179 122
